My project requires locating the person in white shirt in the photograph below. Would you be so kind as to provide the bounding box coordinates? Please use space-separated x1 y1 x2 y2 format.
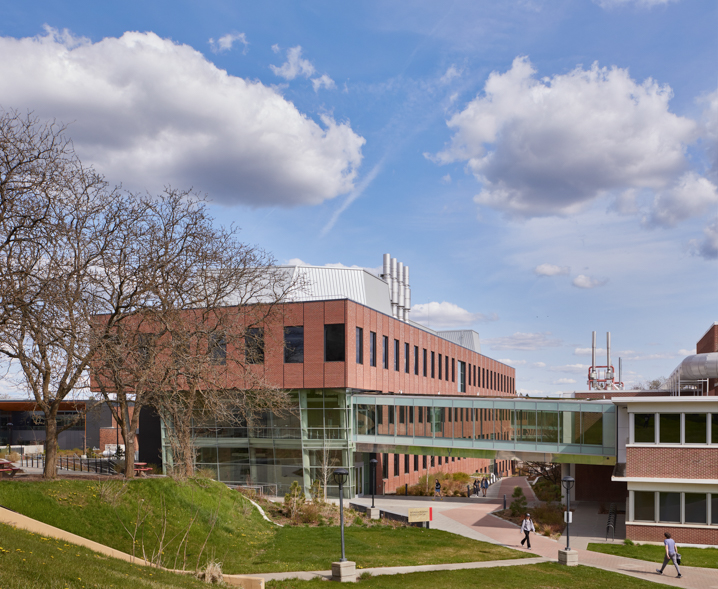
656 532 682 578
520 513 535 549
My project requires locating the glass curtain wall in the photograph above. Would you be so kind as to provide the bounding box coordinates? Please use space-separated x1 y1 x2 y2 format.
171 389 353 498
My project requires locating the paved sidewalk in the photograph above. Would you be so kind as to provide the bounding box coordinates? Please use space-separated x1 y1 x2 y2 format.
354 478 717 589
257 556 548 582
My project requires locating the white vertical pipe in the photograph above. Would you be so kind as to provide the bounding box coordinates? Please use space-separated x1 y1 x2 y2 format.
390 258 398 317
403 265 410 321
397 261 404 320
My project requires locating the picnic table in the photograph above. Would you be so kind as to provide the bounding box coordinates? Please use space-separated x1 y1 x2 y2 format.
0 460 22 478
133 462 152 476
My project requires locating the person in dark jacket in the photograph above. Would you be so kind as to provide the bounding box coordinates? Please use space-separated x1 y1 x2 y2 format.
433 479 443 500
520 513 535 549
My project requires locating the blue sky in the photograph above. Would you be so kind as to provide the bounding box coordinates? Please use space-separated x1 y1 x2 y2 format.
1 0 716 396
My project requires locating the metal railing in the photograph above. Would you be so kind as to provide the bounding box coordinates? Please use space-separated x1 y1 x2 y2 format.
21 455 117 475
605 502 617 541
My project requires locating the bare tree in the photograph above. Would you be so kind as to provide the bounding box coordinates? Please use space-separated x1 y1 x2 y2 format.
0 111 155 478
318 443 339 502
523 461 561 485
93 191 299 479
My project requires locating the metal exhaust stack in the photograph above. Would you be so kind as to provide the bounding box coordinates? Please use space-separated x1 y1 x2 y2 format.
397 261 404 319
592 331 596 372
606 332 613 386
390 257 398 318
403 265 410 321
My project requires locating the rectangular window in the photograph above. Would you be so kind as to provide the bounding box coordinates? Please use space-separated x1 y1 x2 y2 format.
382 454 388 479
713 494 718 524
633 491 655 521
394 339 400 371
389 406 395 425
685 493 707 524
377 407 383 425
356 327 364 364
404 454 409 473
445 356 449 381
423 455 427 469
430 456 435 467
482 368 485 388
394 454 400 477
284 326 304 363
660 414 680 444
324 324 346 362
399 406 405 424
245 328 265 364
369 331 377 367
383 336 389 369
713 414 718 444
458 360 466 393
409 406 414 424
659 492 680 523
634 413 655 443
438 354 443 380
418 407 423 423
405 342 410 373
423 349 427 377
414 346 419 375
685 414 707 444
414 455 419 472
438 456 442 465
210 333 227 365
451 358 455 383
468 363 472 386
431 352 435 378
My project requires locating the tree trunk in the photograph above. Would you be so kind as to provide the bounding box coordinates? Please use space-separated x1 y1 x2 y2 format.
123 426 136 478
44 412 58 479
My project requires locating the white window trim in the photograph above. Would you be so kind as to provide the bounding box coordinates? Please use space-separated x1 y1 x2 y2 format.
628 490 716 526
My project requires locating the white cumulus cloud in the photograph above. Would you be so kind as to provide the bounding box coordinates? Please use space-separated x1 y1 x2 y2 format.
690 217 718 259
572 275 608 289
312 74 336 92
0 28 364 207
498 359 527 365
646 172 718 227
209 32 248 54
534 264 570 277
434 56 699 219
411 301 497 329
484 332 562 351
554 378 577 385
270 45 316 80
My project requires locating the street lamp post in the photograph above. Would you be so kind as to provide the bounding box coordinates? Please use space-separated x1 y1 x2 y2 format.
6 422 13 448
562 476 575 551
333 468 349 562
369 458 377 508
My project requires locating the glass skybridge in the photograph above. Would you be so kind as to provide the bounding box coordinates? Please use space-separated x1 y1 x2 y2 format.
353 394 617 465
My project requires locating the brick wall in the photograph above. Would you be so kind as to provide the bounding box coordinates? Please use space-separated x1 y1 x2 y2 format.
626 447 718 479
627 524 718 545
375 453 509 494
575 464 627 503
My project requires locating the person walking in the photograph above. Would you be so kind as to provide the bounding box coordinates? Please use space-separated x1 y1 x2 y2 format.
481 477 488 497
656 532 682 578
473 479 480 498
520 513 535 550
433 478 443 501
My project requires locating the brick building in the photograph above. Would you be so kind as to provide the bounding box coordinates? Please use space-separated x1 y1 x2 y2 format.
155 256 516 497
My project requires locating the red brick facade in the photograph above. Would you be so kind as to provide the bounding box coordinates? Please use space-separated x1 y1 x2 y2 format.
696 323 718 396
628 524 718 545
626 447 718 479
373 453 512 494
273 300 515 396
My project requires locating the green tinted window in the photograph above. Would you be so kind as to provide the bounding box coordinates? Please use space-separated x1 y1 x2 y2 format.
633 491 655 521
634 413 654 443
685 414 707 444
659 414 681 444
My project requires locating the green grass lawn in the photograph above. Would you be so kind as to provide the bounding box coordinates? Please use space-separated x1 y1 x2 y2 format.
587 542 718 569
246 526 528 573
0 477 528 574
266 562 670 589
0 522 214 589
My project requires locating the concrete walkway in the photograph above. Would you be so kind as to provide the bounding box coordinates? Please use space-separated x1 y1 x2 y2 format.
351 478 717 589
258 557 548 582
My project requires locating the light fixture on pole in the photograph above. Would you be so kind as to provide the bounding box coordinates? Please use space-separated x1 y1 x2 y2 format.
561 476 575 551
369 458 378 509
333 468 349 562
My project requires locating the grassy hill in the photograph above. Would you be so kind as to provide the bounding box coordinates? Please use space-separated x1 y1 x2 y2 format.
0 521 219 589
0 476 528 574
